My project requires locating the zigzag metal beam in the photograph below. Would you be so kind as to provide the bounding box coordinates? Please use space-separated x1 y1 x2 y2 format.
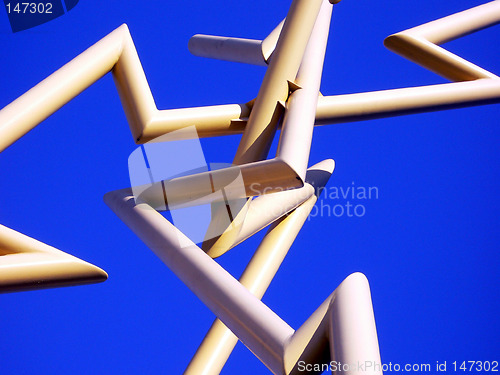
1 0 499 371
107 2 376 374
0 23 252 151
3 3 499 151
384 0 500 81
315 1 500 125
0 17 320 204
2 3 499 170
0 0 330 291
104 186 381 375
178 2 500 374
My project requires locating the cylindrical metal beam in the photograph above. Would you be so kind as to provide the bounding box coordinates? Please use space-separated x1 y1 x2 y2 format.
277 0 333 180
233 0 324 165
188 35 267 66
315 79 500 124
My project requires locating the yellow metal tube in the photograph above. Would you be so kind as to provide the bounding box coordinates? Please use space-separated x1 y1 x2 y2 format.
233 0 323 164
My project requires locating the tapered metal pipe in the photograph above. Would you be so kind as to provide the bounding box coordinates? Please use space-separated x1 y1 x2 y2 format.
0 224 107 293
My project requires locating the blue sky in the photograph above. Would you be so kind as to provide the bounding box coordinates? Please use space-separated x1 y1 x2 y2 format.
0 0 499 374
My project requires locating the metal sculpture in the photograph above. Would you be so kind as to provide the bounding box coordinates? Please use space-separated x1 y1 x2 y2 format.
1 0 499 373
